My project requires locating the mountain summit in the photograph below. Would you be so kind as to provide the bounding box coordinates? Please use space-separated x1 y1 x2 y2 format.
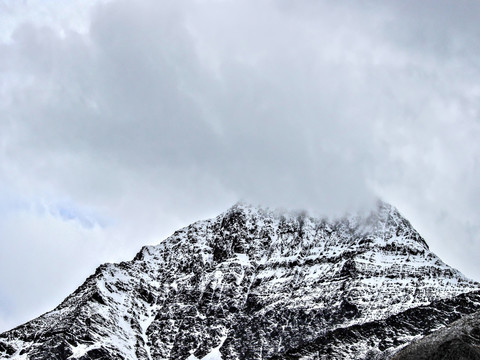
1 202 479 359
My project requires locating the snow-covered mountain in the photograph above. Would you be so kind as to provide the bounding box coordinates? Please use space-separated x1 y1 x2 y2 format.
1 202 479 359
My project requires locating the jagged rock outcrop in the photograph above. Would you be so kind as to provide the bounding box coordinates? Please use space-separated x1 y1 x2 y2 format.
0 202 478 359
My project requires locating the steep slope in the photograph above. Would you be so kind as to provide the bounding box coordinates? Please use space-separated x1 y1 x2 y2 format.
272 290 480 359
391 309 480 360
0 202 478 359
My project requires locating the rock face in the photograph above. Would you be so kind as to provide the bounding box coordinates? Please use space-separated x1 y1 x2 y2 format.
391 310 480 360
0 202 479 359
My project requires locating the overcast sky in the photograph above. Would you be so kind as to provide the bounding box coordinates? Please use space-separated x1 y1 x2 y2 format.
1 0 480 332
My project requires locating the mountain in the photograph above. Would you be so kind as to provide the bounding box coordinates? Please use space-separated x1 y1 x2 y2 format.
0 202 479 359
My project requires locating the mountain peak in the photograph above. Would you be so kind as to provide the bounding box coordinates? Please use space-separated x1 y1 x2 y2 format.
1 202 478 359
221 200 429 252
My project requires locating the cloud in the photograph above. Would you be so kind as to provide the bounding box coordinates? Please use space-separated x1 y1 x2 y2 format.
1 0 480 330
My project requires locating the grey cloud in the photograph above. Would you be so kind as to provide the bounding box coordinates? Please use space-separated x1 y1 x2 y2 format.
3 0 381 214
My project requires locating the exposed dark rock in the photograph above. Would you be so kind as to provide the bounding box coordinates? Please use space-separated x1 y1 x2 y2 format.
0 341 15 356
391 309 480 360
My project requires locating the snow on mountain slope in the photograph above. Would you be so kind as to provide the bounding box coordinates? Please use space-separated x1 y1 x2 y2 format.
0 201 478 359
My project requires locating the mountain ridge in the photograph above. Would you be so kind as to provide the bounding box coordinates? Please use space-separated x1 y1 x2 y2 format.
1 201 478 359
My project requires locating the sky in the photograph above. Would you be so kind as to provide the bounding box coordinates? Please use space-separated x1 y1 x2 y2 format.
1 0 480 332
